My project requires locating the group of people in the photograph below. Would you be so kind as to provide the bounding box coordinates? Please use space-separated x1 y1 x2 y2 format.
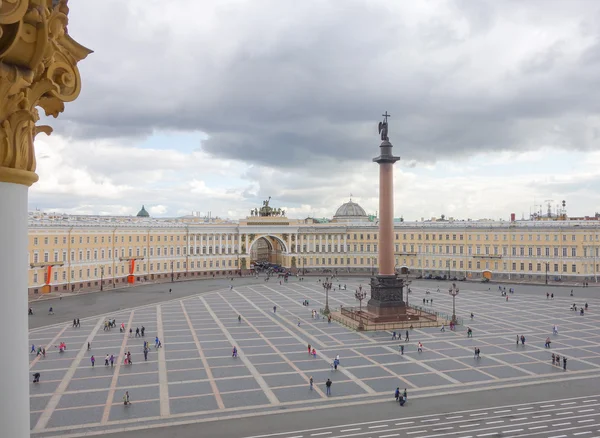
134 326 146 337
72 318 81 328
391 330 410 341
30 344 46 357
570 303 588 315
394 388 408 406
552 353 567 370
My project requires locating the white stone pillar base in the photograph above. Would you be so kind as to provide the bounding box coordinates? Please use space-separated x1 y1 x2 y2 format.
0 181 30 436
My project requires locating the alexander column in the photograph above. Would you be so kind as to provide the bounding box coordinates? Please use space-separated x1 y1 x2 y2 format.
0 2 91 436
367 112 406 317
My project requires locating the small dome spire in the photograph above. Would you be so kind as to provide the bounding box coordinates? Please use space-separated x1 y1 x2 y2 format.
136 205 150 217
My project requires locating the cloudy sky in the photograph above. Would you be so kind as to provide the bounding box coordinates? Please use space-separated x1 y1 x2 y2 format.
31 0 600 221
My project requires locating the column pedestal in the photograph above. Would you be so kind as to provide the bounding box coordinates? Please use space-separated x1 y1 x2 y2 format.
0 182 30 436
367 275 407 317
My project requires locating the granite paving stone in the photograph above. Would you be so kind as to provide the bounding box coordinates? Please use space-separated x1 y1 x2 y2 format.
169 395 220 415
109 400 161 422
47 406 105 428
221 390 272 409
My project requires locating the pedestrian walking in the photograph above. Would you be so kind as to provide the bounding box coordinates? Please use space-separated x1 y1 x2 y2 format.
143 348 148 361
123 391 131 405
105 354 109 366
417 342 423 353
308 344 311 354
405 330 409 342
90 355 95 367
141 326 145 337
309 376 313 390
400 344 404 355
563 357 567 370
110 354 114 366
135 327 140 337
129 328 133 337
87 342 91 351
441 324 445 332
394 387 400 401
552 353 555 365
30 344 35 354
312 348 316 358
155 336 159 348
325 378 332 396
392 331 397 340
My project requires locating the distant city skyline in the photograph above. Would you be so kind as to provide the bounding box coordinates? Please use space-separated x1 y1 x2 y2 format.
30 1 600 221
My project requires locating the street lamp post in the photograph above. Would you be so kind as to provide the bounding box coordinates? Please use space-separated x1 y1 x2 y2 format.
100 266 104 291
449 282 459 324
355 285 367 330
171 261 174 283
322 277 332 314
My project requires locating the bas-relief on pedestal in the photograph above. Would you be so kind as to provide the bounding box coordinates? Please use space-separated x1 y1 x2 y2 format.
367 275 406 316
0 0 92 187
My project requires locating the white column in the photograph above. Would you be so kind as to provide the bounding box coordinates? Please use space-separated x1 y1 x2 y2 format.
337 234 341 252
245 234 249 254
319 235 323 252
0 182 29 436
238 233 242 254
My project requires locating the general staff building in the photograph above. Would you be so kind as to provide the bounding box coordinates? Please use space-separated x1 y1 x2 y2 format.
27 201 600 294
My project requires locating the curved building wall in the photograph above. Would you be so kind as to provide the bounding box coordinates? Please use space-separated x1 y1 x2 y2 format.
27 217 600 294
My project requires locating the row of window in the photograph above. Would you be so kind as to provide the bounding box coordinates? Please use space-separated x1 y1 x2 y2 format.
31 245 242 263
33 231 600 248
32 234 240 246
300 256 597 274
33 258 240 283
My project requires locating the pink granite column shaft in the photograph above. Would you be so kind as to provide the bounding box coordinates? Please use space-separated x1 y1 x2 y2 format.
378 162 395 275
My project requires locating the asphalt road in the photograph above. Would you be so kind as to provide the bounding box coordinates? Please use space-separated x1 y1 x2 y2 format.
28 277 266 329
117 375 600 438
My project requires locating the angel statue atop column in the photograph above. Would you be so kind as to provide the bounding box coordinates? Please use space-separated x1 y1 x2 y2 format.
378 111 391 141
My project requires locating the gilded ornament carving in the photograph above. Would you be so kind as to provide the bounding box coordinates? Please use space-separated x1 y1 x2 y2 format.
0 0 91 186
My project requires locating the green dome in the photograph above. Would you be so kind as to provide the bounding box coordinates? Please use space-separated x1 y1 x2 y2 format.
136 205 150 217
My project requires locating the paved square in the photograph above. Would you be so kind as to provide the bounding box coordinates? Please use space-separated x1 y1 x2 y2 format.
28 279 600 436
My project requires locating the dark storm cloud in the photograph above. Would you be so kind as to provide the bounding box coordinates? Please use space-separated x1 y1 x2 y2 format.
53 0 600 170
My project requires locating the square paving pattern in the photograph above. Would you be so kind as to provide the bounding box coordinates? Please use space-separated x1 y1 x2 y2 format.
28 279 600 435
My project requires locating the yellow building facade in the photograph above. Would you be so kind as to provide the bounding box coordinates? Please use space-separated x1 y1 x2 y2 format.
27 201 600 294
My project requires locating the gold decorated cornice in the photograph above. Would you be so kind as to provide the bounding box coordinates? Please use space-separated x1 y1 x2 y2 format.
0 0 91 186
